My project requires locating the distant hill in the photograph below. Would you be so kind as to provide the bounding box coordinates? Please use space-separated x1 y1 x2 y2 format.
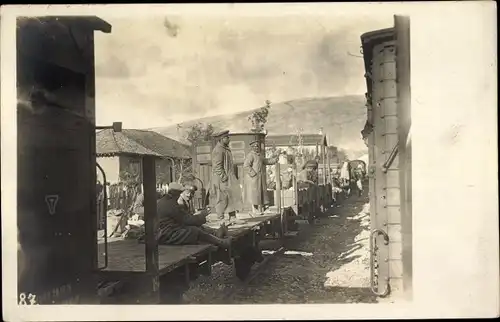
150 95 368 159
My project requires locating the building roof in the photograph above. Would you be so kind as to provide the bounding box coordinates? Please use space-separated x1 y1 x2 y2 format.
265 134 328 147
96 129 192 159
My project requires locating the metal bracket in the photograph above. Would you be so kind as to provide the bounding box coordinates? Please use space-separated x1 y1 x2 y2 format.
96 122 122 132
382 142 399 173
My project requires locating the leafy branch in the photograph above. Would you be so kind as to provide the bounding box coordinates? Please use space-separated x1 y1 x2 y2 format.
248 100 272 133
179 122 215 144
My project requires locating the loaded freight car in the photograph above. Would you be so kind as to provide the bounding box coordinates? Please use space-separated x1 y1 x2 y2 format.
191 132 290 280
265 133 334 224
17 16 112 304
360 16 412 300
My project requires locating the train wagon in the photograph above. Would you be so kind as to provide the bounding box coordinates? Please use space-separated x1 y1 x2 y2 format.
191 132 334 228
360 16 412 299
17 16 112 304
189 132 295 279
265 133 334 224
16 15 216 305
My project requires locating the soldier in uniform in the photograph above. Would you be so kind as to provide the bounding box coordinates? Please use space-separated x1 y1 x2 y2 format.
297 159 319 188
148 182 232 249
209 130 244 224
243 139 280 215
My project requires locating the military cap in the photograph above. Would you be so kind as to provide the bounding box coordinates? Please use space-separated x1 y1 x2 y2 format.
168 182 184 192
184 184 198 192
212 130 230 138
169 182 197 192
249 139 260 146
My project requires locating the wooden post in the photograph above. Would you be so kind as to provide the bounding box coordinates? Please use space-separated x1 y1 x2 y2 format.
326 147 331 185
292 166 298 216
321 145 326 185
275 163 283 236
142 155 160 303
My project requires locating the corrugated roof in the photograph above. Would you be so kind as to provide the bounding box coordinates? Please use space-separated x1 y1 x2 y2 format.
265 134 327 147
96 129 191 159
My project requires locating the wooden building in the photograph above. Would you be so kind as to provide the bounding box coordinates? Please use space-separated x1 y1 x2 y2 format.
96 129 191 185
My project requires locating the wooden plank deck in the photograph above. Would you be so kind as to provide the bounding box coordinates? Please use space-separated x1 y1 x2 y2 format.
96 208 282 275
203 209 282 238
97 240 213 275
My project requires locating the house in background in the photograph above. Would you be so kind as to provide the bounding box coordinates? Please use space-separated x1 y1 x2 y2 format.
96 129 191 185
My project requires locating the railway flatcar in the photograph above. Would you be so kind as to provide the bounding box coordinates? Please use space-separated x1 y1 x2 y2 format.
267 133 334 224
191 132 335 227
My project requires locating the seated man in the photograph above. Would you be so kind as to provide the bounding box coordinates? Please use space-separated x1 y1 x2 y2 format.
154 182 232 249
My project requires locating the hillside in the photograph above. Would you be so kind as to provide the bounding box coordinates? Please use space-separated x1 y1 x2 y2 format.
151 95 368 159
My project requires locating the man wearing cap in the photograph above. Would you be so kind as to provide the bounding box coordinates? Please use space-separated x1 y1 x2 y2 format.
152 182 232 249
243 139 280 215
209 130 244 224
352 163 365 197
297 159 318 189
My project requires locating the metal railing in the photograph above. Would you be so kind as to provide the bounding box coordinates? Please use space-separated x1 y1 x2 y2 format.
96 162 108 269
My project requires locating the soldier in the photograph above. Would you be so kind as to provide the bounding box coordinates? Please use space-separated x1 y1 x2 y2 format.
297 160 318 189
243 139 280 215
353 164 365 197
142 182 232 249
209 130 244 224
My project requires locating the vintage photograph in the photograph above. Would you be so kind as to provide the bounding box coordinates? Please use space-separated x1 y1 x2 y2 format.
13 9 413 306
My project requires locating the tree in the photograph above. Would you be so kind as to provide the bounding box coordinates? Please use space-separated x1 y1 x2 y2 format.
248 100 272 133
181 122 215 144
170 122 216 184
172 158 194 183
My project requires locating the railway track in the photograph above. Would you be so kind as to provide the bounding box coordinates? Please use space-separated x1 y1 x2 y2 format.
221 237 290 300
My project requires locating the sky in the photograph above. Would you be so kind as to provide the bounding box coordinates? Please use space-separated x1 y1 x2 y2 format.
94 14 393 129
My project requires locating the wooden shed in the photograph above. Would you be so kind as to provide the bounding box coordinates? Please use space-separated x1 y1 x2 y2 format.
96 129 191 185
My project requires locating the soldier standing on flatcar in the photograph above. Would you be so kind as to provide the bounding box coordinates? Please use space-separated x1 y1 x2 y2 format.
243 139 280 216
209 130 244 224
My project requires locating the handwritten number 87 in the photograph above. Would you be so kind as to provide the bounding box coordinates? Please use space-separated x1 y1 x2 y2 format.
19 293 38 305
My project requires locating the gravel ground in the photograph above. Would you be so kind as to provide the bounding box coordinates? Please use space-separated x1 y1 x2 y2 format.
183 192 378 304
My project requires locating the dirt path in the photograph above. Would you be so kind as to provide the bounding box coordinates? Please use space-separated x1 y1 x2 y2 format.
184 193 377 304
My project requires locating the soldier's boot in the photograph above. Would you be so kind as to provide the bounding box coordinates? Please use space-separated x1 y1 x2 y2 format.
214 222 229 238
198 229 233 250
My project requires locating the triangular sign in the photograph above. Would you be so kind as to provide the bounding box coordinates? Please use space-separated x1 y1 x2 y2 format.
45 195 59 215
